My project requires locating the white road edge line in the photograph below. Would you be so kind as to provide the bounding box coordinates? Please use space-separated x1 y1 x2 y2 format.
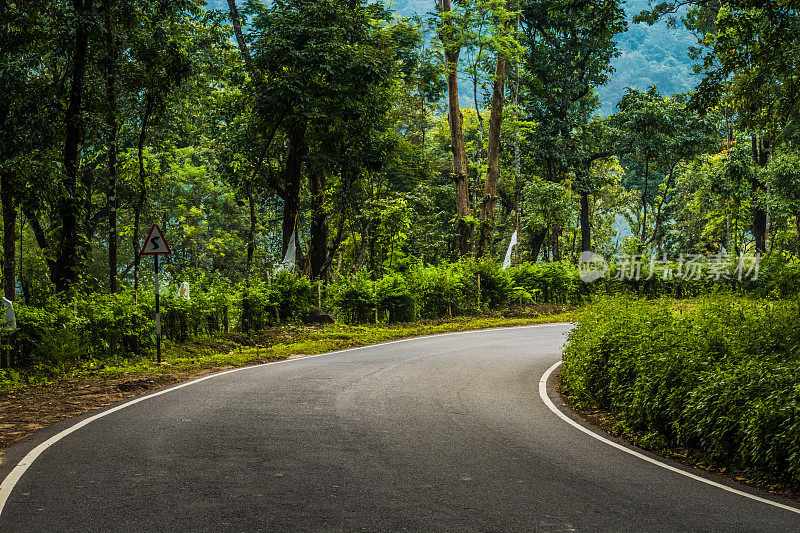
0 322 571 517
539 359 800 516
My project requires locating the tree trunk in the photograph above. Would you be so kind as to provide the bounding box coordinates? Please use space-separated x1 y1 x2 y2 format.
241 170 256 328
438 0 471 257
513 33 522 266
644 163 676 247
551 224 562 262
350 220 372 276
478 24 511 257
319 216 345 280
0 105 11 298
641 157 649 243
246 176 256 285
55 0 93 293
226 0 256 77
133 94 154 301
751 135 769 253
105 12 119 293
473 69 484 176
23 207 56 280
309 170 328 280
530 228 548 262
580 192 591 253
1 170 15 301
282 124 307 260
369 225 378 280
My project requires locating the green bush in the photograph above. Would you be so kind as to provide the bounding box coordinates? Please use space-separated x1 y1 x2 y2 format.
752 253 800 298
11 303 65 367
562 295 800 486
377 273 415 323
160 278 234 339
9 252 799 372
507 261 583 304
77 291 150 357
238 281 278 333
271 271 317 321
8 290 150 367
470 260 513 309
329 273 376 324
407 262 467 318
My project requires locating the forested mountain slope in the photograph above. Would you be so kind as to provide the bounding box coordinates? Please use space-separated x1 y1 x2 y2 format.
601 0 697 113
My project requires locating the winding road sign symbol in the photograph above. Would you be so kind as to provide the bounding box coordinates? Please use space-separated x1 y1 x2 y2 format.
140 225 171 256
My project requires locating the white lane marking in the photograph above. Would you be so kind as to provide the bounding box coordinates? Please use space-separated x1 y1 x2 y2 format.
539 360 800 516
0 322 571 517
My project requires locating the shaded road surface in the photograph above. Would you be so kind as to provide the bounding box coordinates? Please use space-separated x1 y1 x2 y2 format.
1 325 798 531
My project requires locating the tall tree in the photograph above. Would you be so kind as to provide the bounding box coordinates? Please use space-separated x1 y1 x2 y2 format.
103 5 120 293
249 0 406 278
477 0 517 257
713 1 800 252
519 0 625 259
437 0 472 256
612 88 717 249
54 0 94 293
225 0 285 285
643 1 800 252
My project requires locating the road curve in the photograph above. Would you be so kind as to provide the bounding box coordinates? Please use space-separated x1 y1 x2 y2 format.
1 324 798 532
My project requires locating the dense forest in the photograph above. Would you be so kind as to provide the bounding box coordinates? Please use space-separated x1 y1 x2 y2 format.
2 0 800 363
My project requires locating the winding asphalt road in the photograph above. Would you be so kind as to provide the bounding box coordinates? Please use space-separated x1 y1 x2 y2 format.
1 324 798 531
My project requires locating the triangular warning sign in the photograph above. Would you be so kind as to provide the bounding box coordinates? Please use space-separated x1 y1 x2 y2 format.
140 224 171 256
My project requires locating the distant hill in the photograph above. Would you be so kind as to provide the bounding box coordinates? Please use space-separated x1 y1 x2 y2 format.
601 0 698 114
205 0 699 114
392 0 435 15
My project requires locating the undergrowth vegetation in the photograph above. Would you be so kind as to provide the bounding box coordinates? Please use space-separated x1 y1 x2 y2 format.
562 295 800 487
4 254 800 390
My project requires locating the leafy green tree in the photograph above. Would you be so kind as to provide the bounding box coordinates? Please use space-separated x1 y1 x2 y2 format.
518 0 625 259
612 87 717 250
642 1 800 252
243 0 408 281
477 0 521 257
672 141 755 255
0 0 59 299
764 151 800 252
126 0 204 298
712 1 800 252
520 178 577 261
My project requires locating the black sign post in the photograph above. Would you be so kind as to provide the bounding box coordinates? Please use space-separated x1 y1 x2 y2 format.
140 225 171 364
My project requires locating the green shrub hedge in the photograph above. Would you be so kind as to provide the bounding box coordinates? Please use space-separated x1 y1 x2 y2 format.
561 296 800 486
5 253 800 371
